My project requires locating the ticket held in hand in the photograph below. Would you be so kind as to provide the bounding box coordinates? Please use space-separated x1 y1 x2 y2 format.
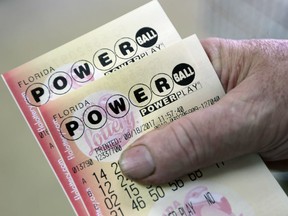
40 35 288 216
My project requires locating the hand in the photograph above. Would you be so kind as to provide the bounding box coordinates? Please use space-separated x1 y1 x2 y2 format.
119 38 288 185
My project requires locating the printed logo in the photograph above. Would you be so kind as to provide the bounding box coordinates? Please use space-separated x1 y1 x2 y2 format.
58 91 139 162
136 27 158 48
172 63 195 86
22 26 161 107
55 60 207 162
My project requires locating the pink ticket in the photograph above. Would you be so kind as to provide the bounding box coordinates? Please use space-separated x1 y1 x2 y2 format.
39 35 288 215
1 1 181 215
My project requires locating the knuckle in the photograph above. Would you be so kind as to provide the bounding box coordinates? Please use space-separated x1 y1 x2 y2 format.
167 117 202 168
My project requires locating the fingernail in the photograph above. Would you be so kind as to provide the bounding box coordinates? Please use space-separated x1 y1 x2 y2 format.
119 145 155 180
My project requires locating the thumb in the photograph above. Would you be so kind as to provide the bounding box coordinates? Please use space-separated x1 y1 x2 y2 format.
118 89 258 185
118 38 263 185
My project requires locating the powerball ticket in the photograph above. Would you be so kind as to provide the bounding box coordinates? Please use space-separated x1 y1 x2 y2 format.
1 1 181 215
39 35 288 215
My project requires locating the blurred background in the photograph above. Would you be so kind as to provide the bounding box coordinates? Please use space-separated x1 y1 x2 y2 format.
0 0 287 215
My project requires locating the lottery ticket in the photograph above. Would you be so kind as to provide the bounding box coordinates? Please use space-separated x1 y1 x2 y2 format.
1 1 181 215
39 35 288 215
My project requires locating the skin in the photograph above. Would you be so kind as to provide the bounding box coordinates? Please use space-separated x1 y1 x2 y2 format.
119 38 288 185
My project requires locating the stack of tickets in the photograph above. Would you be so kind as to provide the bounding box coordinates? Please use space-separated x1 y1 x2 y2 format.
2 1 288 215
